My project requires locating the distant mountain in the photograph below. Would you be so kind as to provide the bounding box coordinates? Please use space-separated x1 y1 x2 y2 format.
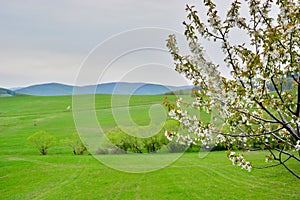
16 83 74 96
0 88 16 97
9 87 24 91
15 82 193 96
93 83 193 95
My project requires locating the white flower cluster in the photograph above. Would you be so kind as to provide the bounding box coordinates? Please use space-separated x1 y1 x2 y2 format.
164 130 196 146
295 140 300 152
216 134 226 143
167 106 214 147
228 152 252 172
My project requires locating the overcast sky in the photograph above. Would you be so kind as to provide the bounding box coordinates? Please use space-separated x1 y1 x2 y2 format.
0 0 238 88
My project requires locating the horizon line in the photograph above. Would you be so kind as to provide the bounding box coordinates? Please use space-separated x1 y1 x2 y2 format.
4 81 193 90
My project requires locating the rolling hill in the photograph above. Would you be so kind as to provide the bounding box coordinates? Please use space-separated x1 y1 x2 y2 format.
0 88 16 97
15 82 193 96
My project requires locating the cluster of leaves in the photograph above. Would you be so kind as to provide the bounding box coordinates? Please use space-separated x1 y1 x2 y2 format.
166 0 300 178
61 135 87 155
96 120 189 154
27 131 56 155
27 131 87 155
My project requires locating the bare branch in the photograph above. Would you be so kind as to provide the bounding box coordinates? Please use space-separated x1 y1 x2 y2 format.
277 111 299 140
270 76 296 115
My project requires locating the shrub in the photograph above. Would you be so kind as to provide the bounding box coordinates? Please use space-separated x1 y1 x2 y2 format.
27 131 56 155
61 136 87 155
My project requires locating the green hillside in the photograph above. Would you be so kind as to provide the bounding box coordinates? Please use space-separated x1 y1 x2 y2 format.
0 95 299 199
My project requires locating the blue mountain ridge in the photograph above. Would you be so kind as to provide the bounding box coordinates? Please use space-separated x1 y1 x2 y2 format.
15 82 194 96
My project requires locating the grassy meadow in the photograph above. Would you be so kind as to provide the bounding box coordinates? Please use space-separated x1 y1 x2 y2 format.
0 95 299 199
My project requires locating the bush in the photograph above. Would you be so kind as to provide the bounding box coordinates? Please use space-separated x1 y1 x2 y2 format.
61 136 87 155
100 120 189 154
27 131 56 155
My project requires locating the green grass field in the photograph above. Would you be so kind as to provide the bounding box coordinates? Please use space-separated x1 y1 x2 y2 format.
0 95 299 199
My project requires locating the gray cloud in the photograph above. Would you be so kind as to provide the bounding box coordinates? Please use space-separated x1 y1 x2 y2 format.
0 0 237 88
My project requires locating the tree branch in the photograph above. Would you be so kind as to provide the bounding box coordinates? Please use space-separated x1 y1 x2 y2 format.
296 75 300 117
253 155 291 169
234 108 277 123
281 161 300 179
270 76 296 115
254 99 283 125
218 126 284 137
274 147 300 162
277 111 299 140
264 142 300 179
